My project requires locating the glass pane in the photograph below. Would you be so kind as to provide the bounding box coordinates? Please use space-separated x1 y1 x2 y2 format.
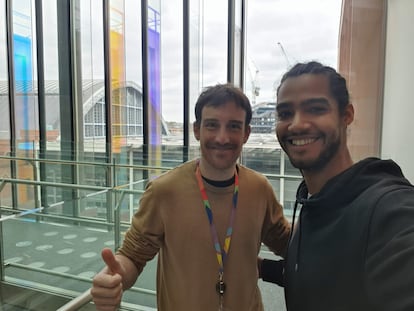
202 1 227 87
161 0 183 129
43 0 60 139
243 0 343 195
13 0 38 209
245 0 342 121
78 0 105 155
41 0 61 212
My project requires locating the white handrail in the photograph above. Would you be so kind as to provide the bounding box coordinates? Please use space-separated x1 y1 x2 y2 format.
56 288 92 311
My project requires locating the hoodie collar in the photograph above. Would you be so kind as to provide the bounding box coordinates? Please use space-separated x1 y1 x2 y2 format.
295 157 407 210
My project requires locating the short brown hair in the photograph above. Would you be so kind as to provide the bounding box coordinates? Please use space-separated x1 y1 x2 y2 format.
194 83 252 126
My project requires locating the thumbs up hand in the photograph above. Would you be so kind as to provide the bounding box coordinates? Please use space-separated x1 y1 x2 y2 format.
91 248 125 311
101 248 124 275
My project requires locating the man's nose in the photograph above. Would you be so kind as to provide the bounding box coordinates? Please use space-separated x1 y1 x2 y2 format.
288 112 310 132
215 127 230 144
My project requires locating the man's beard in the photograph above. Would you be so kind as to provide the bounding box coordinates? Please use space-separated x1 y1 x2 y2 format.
287 137 341 172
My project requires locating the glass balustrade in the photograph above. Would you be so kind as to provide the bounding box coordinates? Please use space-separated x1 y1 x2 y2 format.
0 146 300 310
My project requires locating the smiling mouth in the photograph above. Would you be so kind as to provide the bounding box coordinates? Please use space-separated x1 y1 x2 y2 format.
289 138 317 146
212 147 234 152
208 144 235 150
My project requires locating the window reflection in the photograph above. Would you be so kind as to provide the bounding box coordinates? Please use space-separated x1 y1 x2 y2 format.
12 0 38 209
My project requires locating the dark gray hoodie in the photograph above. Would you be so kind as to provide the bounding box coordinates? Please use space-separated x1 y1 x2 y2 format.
283 157 414 311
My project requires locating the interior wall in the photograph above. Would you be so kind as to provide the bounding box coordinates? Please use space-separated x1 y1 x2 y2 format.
381 0 414 183
338 0 387 161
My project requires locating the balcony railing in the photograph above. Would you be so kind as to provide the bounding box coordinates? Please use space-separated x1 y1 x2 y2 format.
0 151 301 310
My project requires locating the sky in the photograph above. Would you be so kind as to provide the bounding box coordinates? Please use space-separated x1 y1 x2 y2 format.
160 0 343 122
0 0 343 123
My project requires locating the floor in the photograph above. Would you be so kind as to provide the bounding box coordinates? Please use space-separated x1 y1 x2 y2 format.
1 218 285 311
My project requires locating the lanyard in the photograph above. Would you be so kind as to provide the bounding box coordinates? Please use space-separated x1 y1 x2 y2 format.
195 162 239 274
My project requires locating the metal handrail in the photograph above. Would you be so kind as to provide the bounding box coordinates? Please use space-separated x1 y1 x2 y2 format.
0 154 174 172
0 177 148 195
0 154 302 181
0 177 110 192
56 289 92 311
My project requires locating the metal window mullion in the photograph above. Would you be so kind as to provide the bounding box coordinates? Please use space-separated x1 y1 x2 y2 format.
183 0 190 162
72 0 84 158
227 0 235 84
239 0 246 89
103 0 113 226
5 0 18 208
57 0 77 216
35 0 46 152
141 0 149 179
71 0 83 219
35 0 47 210
103 0 112 162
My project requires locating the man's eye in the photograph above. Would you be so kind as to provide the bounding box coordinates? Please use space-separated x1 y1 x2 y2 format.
277 111 292 120
308 106 327 114
229 123 242 130
204 122 218 129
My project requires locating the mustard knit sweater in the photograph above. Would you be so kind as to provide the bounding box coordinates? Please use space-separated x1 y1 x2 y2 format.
119 160 290 310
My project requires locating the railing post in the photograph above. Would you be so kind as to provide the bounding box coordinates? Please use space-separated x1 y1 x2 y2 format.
0 220 4 281
114 191 125 250
280 150 285 207
0 180 7 281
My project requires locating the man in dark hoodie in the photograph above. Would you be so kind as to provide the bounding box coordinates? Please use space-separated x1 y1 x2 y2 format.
258 61 414 311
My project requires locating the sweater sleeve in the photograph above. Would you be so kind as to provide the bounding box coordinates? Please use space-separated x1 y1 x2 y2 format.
365 186 414 311
117 181 164 274
260 258 285 287
261 179 291 256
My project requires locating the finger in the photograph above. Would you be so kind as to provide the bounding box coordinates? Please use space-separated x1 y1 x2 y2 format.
94 298 121 311
93 271 122 288
101 248 122 275
95 306 118 311
91 282 123 301
91 281 122 311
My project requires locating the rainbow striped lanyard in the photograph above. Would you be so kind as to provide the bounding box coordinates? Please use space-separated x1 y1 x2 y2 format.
195 162 239 276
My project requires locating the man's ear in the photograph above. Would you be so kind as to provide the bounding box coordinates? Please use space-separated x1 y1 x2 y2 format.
243 125 251 143
343 103 354 126
193 121 200 141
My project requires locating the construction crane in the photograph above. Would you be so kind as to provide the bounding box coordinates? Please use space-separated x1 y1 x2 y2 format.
246 57 260 106
273 42 292 99
277 42 291 68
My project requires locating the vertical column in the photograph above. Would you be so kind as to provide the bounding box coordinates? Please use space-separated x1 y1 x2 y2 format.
103 0 113 223
227 0 246 88
227 0 235 83
35 0 47 210
5 0 17 207
57 0 78 216
183 0 190 162
338 0 387 160
141 0 149 180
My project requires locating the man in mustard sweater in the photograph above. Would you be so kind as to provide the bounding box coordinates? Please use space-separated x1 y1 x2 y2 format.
91 83 291 310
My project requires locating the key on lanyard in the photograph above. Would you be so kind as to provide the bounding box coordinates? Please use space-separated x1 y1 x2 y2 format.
216 273 226 310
